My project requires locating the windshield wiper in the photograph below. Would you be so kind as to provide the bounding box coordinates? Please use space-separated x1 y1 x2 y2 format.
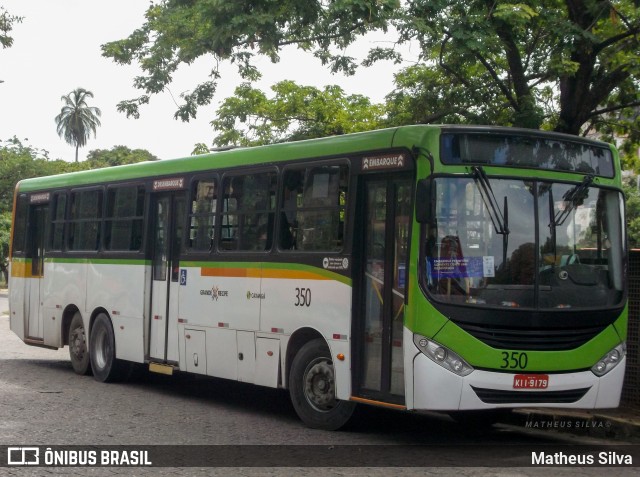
553 174 594 227
471 166 510 236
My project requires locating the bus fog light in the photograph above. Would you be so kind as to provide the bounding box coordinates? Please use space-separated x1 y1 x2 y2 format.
413 334 473 377
591 343 625 377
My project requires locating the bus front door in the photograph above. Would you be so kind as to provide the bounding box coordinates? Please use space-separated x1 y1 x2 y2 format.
149 193 185 363
25 204 48 340
354 175 412 404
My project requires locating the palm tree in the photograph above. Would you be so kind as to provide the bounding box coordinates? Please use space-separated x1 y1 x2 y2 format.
55 88 102 162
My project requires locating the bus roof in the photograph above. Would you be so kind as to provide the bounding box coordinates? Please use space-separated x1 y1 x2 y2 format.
15 124 617 193
16 126 413 193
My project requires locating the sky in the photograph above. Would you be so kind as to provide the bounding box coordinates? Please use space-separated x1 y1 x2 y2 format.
0 1 411 162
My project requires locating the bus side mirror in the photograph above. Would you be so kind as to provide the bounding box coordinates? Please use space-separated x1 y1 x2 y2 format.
415 179 435 224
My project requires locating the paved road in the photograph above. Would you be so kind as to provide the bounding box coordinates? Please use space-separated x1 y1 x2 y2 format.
0 293 636 476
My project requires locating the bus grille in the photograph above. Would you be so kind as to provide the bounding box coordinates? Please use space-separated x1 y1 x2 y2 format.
471 386 590 404
458 324 606 351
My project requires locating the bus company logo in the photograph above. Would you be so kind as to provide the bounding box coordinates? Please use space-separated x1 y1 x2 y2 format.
246 291 265 300
362 154 405 171
152 177 185 191
200 286 228 300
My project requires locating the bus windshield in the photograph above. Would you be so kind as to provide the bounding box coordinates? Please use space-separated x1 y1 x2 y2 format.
423 176 625 310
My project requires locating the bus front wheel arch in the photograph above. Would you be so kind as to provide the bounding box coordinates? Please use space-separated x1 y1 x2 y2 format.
89 312 127 383
289 338 355 430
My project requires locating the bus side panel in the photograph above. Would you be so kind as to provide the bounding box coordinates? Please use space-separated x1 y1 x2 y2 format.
176 264 259 377
44 260 87 323
260 274 352 398
178 265 261 331
9 262 25 340
86 262 145 363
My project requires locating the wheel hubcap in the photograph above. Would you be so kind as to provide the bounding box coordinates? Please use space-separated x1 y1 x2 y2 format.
303 357 337 412
70 326 86 360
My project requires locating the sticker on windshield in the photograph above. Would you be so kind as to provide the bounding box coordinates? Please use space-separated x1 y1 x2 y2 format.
429 256 495 279
482 256 495 277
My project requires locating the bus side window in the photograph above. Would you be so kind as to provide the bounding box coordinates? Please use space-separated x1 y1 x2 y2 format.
188 179 217 252
280 164 348 252
49 192 67 251
12 194 28 255
220 172 276 252
105 185 145 252
68 189 103 251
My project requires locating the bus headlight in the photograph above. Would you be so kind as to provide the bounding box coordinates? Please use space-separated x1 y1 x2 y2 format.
413 334 474 377
591 343 626 377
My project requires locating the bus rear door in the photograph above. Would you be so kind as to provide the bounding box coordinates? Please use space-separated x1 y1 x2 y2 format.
149 191 185 363
25 202 48 340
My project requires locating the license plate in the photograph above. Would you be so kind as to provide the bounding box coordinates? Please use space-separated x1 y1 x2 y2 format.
513 374 549 389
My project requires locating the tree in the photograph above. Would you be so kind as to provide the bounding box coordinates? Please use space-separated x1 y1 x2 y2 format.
624 178 640 249
101 0 397 121
211 80 385 146
0 137 82 284
103 0 640 143
0 211 10 284
85 145 158 168
0 6 22 50
55 88 102 162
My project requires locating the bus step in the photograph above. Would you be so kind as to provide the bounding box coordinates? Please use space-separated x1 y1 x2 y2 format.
148 362 174 376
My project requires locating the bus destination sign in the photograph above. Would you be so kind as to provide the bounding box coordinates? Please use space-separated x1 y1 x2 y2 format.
153 178 185 191
362 153 406 171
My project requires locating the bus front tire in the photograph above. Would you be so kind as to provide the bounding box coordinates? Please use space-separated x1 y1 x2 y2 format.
90 313 126 383
68 312 91 375
289 339 355 430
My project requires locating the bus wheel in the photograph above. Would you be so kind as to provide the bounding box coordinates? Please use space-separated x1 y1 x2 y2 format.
90 313 125 383
68 312 91 375
289 339 355 430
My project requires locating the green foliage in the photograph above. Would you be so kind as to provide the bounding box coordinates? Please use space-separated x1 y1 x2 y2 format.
102 0 398 120
85 145 159 168
0 6 22 50
624 178 640 249
55 88 102 162
104 0 640 150
191 143 210 155
0 211 10 284
0 137 82 211
0 138 83 281
211 80 385 146
385 64 512 126
396 0 640 134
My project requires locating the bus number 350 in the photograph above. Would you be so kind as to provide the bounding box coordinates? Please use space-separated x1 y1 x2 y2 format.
501 351 528 369
295 288 311 307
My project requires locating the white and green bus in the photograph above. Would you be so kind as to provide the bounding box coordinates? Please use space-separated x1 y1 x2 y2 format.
9 125 627 429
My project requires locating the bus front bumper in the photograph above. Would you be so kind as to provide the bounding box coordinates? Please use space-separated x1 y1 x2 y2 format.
410 352 625 411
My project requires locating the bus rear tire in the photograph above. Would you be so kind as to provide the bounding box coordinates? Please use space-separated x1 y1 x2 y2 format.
68 312 91 375
289 339 355 430
90 313 126 383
